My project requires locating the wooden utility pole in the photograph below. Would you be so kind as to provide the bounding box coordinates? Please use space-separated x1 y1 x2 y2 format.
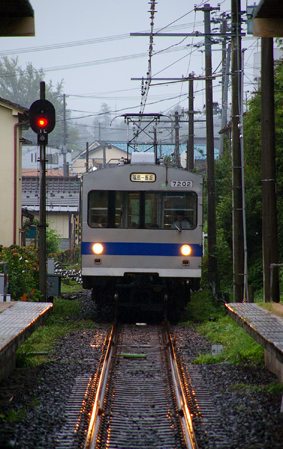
174 111 180 167
231 0 244 302
85 141 89 172
219 15 231 157
187 75 194 171
195 3 219 289
261 38 279 302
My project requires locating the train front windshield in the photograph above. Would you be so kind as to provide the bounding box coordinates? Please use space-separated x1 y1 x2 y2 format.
88 191 197 229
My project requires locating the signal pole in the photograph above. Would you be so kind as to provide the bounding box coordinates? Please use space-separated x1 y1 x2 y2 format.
29 83 56 302
39 81 47 301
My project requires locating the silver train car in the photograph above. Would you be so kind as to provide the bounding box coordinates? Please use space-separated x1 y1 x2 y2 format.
81 153 203 313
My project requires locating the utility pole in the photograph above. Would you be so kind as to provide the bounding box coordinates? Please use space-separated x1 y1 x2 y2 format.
85 142 89 172
219 15 231 157
174 111 180 166
195 3 219 290
261 38 279 302
231 0 244 302
187 74 194 171
153 126 158 164
62 94 69 177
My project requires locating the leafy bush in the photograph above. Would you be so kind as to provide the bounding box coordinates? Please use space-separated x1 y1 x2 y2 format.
0 245 41 301
48 246 80 265
46 226 60 254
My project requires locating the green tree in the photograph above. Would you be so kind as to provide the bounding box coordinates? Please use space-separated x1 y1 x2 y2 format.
214 50 283 293
0 57 79 150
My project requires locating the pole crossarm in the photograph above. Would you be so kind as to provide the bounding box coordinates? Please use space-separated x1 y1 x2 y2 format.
131 75 221 82
130 32 245 37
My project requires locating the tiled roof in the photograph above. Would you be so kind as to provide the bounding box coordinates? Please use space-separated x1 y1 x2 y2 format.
22 176 80 213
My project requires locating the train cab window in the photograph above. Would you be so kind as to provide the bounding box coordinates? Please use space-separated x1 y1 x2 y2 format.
145 191 197 229
115 192 140 228
88 191 108 228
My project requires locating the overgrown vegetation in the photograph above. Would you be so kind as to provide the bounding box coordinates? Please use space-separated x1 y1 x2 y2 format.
185 289 264 366
49 246 80 266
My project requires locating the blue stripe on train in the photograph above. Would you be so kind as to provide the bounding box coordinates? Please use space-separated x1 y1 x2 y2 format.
81 241 202 257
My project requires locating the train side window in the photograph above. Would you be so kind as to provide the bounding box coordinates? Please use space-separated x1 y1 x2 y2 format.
88 191 108 227
115 192 140 228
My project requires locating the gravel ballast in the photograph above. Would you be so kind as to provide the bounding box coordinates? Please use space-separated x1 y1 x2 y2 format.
0 293 283 448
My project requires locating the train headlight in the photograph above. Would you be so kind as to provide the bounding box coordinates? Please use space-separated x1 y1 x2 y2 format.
92 243 104 255
181 245 192 256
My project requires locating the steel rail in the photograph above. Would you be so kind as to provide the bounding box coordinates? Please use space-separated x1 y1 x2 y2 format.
83 323 116 449
164 322 199 449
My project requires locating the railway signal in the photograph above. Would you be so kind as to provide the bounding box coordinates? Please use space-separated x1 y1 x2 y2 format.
29 99 56 145
29 83 56 302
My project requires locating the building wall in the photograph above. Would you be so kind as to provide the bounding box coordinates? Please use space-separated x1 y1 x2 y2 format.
33 212 70 240
0 106 23 247
32 211 73 251
22 145 72 171
47 213 70 239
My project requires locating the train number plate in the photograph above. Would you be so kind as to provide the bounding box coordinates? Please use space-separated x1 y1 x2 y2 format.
170 180 193 188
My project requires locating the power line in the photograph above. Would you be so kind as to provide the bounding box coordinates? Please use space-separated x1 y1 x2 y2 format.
0 46 190 78
0 22 204 57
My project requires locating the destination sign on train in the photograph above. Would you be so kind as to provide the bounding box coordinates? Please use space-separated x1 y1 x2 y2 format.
130 173 156 182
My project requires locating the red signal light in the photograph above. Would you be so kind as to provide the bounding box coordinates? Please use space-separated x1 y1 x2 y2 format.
29 99 56 134
37 117 48 128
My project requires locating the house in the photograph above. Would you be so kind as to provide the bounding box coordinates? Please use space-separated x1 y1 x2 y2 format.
0 98 29 247
22 175 80 251
71 141 127 175
22 144 72 176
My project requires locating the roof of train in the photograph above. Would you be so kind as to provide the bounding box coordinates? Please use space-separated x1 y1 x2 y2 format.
82 159 203 192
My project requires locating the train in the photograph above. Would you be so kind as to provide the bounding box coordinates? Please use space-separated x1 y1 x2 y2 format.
81 152 203 315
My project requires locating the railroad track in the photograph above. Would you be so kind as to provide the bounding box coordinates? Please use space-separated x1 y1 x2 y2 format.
79 321 198 449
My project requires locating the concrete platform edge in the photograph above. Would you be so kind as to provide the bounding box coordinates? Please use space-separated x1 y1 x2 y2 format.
226 304 283 382
0 303 53 381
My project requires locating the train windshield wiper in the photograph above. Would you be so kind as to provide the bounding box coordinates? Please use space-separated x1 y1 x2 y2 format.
166 214 181 232
173 223 181 232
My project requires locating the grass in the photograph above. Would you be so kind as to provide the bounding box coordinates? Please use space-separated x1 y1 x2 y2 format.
60 278 84 294
184 289 264 365
229 382 283 394
258 302 283 316
16 290 96 368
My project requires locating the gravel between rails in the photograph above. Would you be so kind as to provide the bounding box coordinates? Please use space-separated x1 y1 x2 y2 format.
0 293 283 449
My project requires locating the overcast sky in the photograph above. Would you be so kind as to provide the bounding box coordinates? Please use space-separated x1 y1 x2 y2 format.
0 0 259 128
